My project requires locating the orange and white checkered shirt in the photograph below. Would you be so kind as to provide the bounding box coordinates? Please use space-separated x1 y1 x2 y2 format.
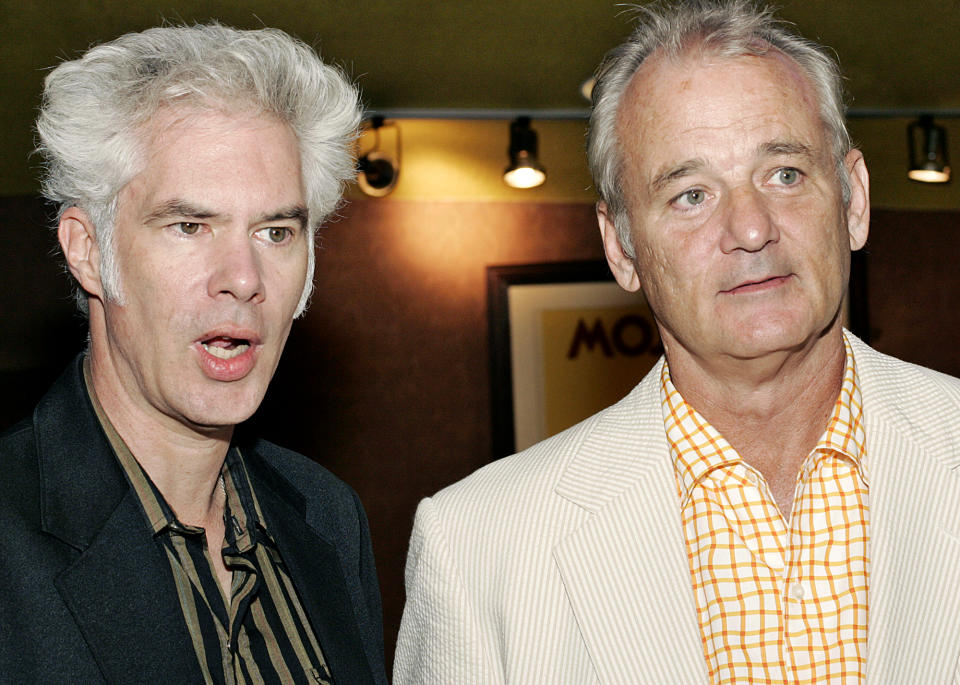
662 336 869 684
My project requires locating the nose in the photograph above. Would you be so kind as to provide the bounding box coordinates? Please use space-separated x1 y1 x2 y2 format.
207 233 265 304
719 185 779 253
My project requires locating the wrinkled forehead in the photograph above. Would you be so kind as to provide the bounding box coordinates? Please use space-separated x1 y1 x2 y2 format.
618 45 820 132
614 48 828 181
114 106 306 227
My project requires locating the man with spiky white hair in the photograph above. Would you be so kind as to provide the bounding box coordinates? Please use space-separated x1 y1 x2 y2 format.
0 24 386 684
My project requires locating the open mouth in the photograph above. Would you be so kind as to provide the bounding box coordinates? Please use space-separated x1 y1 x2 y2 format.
201 336 251 360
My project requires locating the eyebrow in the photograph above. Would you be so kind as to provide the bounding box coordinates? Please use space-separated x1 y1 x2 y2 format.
144 200 309 230
261 205 309 231
650 159 706 195
758 140 816 161
143 200 217 224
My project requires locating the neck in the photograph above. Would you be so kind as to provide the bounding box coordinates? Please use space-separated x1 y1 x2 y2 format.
86 345 230 526
665 326 846 515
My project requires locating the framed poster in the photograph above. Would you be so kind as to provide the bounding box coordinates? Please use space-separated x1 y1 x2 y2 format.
487 256 868 461
487 261 662 460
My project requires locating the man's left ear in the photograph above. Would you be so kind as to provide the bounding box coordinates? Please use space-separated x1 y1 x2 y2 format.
844 149 870 251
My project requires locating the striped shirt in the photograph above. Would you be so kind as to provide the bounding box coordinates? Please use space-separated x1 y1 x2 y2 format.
84 360 333 684
662 336 869 684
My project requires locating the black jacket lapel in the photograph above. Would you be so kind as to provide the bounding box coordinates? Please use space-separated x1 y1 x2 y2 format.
54 491 203 683
244 452 377 685
36 355 201 682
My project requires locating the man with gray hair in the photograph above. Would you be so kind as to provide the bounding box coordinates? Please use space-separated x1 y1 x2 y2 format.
395 1 960 682
0 24 387 684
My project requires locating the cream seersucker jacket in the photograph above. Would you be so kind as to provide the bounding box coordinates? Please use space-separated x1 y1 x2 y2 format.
395 334 960 684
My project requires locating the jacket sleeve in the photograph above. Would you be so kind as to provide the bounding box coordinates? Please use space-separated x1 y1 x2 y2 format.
393 497 499 684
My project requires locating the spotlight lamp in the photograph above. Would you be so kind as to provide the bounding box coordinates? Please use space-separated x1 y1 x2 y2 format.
358 116 401 197
580 75 597 103
504 117 546 189
907 115 950 183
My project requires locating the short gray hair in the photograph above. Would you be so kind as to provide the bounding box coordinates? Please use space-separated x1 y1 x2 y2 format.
587 0 852 257
36 23 362 315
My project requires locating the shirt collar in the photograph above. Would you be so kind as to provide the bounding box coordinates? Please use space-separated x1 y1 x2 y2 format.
810 332 869 482
661 332 868 508
660 363 740 507
222 447 271 552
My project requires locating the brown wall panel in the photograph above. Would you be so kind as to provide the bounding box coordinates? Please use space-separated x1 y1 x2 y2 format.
864 209 960 377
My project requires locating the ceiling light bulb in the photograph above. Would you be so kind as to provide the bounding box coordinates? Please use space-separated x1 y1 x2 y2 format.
504 117 546 189
504 165 547 189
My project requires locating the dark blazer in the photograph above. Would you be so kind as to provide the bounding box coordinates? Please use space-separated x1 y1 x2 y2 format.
0 356 387 684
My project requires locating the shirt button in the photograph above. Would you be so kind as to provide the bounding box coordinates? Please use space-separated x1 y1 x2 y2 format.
745 470 758 485
790 582 806 600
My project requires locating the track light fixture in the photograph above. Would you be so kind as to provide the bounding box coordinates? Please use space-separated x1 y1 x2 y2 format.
580 76 596 103
358 116 400 197
503 117 546 189
907 115 950 184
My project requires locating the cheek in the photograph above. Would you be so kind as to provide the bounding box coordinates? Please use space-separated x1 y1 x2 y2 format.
645 232 707 284
118 232 185 295
634 241 689 311
135 262 192 313
825 229 852 291
120 258 207 336
810 210 852 273
268 259 309 312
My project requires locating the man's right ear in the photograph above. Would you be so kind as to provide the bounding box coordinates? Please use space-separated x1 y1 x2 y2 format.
58 207 104 300
597 202 641 293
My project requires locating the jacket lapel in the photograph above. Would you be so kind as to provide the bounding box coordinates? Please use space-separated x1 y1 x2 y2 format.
37 356 202 682
243 452 377 685
855 342 960 681
867 428 960 682
552 363 709 683
54 492 204 682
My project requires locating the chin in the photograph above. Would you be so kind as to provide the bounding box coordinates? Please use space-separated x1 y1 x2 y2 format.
183 407 258 432
180 384 268 431
718 320 809 359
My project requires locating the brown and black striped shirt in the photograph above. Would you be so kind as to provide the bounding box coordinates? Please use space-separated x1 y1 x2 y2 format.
84 360 332 684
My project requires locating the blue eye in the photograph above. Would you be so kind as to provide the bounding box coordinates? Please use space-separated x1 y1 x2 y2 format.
678 189 706 207
266 227 290 243
776 168 800 185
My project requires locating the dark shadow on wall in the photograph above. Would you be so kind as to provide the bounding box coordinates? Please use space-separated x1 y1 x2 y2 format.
863 209 960 377
0 195 88 428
